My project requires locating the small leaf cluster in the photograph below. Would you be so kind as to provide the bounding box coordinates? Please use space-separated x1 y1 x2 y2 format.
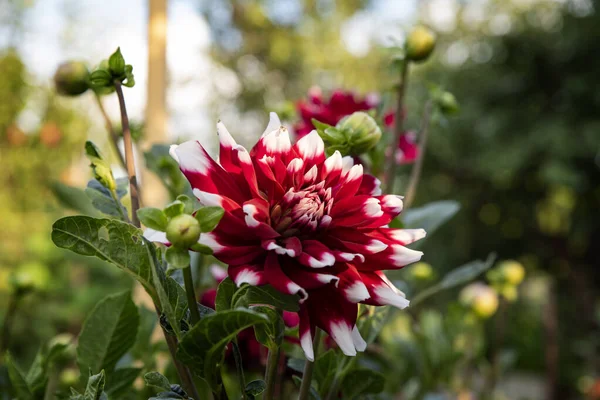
312 111 382 157
89 47 135 91
137 196 224 269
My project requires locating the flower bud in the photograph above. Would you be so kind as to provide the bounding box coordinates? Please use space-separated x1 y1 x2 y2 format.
405 25 436 62
411 262 434 281
60 368 79 388
436 91 460 115
337 112 382 155
9 262 50 294
498 260 525 286
460 283 498 319
166 214 201 248
53 61 90 96
48 333 76 366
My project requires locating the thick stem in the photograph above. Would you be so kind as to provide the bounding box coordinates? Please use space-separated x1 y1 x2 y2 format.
383 61 410 193
403 100 433 209
94 93 126 169
0 293 19 355
43 366 59 400
113 81 141 226
183 265 201 326
264 338 282 400
298 329 322 400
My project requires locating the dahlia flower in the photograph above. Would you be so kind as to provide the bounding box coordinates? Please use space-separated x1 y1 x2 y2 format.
157 113 425 360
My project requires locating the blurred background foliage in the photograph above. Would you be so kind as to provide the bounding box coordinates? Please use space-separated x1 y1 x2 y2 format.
1 0 599 398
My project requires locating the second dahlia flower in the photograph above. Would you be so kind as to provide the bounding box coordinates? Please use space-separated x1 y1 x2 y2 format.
165 113 425 360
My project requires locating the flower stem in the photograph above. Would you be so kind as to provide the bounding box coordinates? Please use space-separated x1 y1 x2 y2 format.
183 265 201 326
113 80 199 399
264 313 283 400
298 329 322 400
403 100 433 209
93 92 126 169
43 366 59 400
113 80 141 227
232 340 248 400
383 60 410 193
0 293 19 356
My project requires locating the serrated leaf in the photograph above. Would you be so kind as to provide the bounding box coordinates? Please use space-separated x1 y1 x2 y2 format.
177 309 268 391
51 216 187 325
5 353 33 399
85 179 128 220
144 371 172 392
251 306 284 349
77 291 139 375
108 47 125 76
137 208 168 231
105 367 141 397
195 206 224 232
245 379 266 396
84 370 107 400
340 369 384 399
232 284 300 312
215 277 236 312
402 200 460 236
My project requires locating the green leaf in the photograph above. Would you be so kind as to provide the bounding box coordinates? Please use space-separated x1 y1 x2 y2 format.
138 208 168 231
189 242 213 255
90 69 112 88
176 195 196 214
215 277 236 312
314 349 338 395
108 47 126 76
165 247 190 269
311 119 334 132
5 353 33 399
51 216 187 324
83 370 107 400
85 178 128 220
286 358 305 373
149 392 186 400
164 200 185 218
401 200 460 236
77 291 139 375
26 336 72 394
144 371 172 392
232 284 300 312
340 369 385 399
292 375 321 400
105 367 141 397
50 181 99 216
195 206 224 232
251 306 284 349
245 380 266 396
439 253 497 289
177 309 269 391
85 141 103 159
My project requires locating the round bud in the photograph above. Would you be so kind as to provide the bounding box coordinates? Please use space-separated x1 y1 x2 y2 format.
405 25 436 62
54 61 90 96
460 283 498 319
436 91 460 115
60 368 79 388
337 112 382 155
411 262 434 281
498 260 525 286
501 285 518 302
166 214 201 248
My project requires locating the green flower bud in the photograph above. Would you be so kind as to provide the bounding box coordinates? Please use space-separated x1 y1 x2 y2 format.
53 61 90 96
166 214 201 248
498 260 525 286
405 25 436 62
48 333 76 366
9 262 50 294
436 91 460 115
411 262 434 281
460 283 498 319
60 368 79 388
336 112 382 155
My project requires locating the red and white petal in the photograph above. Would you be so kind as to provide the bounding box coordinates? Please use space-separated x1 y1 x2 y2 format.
252 123 292 160
283 264 339 290
199 232 263 266
293 130 325 167
299 306 315 361
242 199 280 238
370 228 427 246
331 263 370 303
359 271 410 309
216 121 238 172
327 228 388 256
143 228 169 245
358 174 382 196
330 196 384 228
352 326 367 351
261 237 302 258
360 244 423 271
334 164 363 200
228 264 267 286
356 195 404 229
235 145 262 198
321 150 343 184
193 189 240 212
298 240 336 268
264 253 308 301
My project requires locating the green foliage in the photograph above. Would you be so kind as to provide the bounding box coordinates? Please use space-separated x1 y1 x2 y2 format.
401 200 460 235
195 206 225 233
245 380 266 398
90 48 135 91
76 290 139 375
165 246 191 269
137 207 168 231
177 309 268 391
144 144 191 200
49 182 99 216
70 370 107 400
5 353 33 399
250 306 285 349
85 179 129 220
215 277 236 312
340 369 385 399
231 283 300 312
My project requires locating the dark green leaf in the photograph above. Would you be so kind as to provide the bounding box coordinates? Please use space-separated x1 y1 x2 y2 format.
402 200 460 236
176 195 196 214
314 349 338 395
77 291 139 375
233 284 300 312
251 306 284 349
5 353 33 399
49 181 99 216
215 277 236 312
149 392 185 400
165 247 190 269
85 141 103 159
144 371 172 392
85 179 128 219
177 309 268 390
245 380 266 396
105 367 141 397
90 69 112 88
195 206 224 232
340 369 385 399
26 336 72 394
138 208 168 231
439 253 497 289
164 201 185 218
51 216 187 325
286 358 305 374
83 370 107 400
108 47 125 76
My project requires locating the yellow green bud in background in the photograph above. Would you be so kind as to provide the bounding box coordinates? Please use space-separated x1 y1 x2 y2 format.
405 25 436 62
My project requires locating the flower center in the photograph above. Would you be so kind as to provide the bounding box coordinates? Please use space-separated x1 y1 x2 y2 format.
271 183 333 236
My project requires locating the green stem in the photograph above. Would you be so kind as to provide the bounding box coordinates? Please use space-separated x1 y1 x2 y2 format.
403 100 433 209
0 293 19 356
298 329 322 400
93 92 127 169
43 366 59 400
183 265 201 326
264 339 282 400
325 357 356 400
110 190 130 223
232 340 248 400
113 81 141 226
383 60 410 193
